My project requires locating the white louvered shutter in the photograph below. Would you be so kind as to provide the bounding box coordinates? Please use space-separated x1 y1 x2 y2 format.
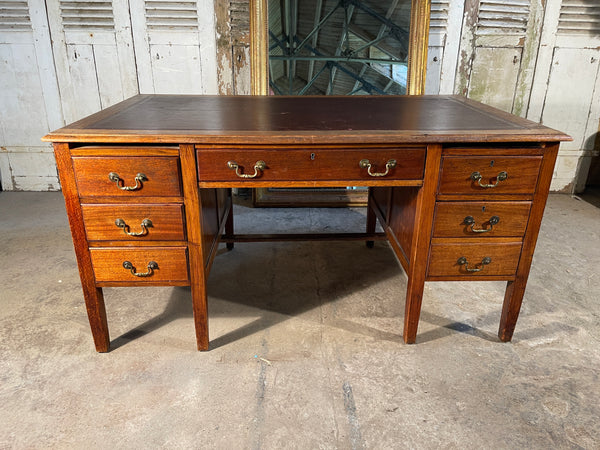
0 0 30 30
0 0 62 190
426 0 464 94
528 0 600 192
46 0 138 123
476 0 530 38
463 0 544 114
557 0 600 38
130 0 217 94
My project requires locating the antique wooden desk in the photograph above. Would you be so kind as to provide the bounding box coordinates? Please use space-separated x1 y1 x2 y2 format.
43 95 570 352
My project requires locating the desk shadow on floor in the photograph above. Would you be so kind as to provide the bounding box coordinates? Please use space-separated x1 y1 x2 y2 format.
108 240 553 350
109 240 406 350
416 310 499 343
206 240 404 348
109 286 193 350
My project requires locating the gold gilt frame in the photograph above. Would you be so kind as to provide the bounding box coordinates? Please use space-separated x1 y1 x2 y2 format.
250 0 431 206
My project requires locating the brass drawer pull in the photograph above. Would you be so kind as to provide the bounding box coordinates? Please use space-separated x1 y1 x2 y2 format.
463 215 500 234
122 260 158 277
359 159 397 177
115 218 152 236
227 160 266 179
457 256 492 272
108 172 147 191
470 171 507 188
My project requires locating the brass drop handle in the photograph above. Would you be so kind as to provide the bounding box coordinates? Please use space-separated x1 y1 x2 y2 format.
359 159 397 177
457 256 492 272
122 261 158 277
227 160 266 179
463 215 500 234
115 218 152 236
470 171 507 188
108 172 147 191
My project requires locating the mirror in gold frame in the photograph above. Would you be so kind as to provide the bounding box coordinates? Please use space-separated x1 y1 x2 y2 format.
250 0 431 206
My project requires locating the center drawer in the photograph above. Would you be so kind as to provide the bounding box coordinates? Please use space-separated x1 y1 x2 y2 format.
196 147 426 182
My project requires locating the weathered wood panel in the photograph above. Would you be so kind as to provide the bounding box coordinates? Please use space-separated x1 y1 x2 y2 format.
541 47 600 192
130 0 218 95
0 0 62 191
47 0 138 123
528 0 600 192
467 47 522 113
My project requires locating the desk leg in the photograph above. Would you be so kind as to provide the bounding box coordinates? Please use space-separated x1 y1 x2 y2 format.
498 144 558 342
499 280 527 341
82 286 110 352
188 243 209 350
226 189 234 250
403 144 442 344
181 144 210 350
366 188 376 248
54 143 110 352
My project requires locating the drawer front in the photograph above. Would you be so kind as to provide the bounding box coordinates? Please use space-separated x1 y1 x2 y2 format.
438 156 542 194
433 201 531 238
81 204 185 241
90 247 189 283
197 147 426 182
73 156 182 197
428 242 522 278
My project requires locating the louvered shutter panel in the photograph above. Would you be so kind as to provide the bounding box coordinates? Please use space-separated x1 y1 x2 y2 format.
46 0 137 122
130 0 217 94
557 0 600 38
229 0 250 43
0 0 31 30
145 0 199 31
556 0 600 48
426 0 464 94
463 0 541 113
476 0 530 37
429 0 449 44
59 1 114 31
0 0 63 190
529 0 600 192
425 0 449 94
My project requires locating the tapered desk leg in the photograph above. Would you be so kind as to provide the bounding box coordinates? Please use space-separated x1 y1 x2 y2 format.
54 143 111 352
180 144 211 350
498 144 559 342
366 188 376 248
498 280 527 341
403 144 442 344
226 189 234 250
188 243 209 350
82 286 110 352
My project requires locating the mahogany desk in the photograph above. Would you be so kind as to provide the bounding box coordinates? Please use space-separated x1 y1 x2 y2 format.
43 95 570 352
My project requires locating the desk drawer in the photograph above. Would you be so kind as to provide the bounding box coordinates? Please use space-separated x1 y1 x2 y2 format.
73 156 182 197
433 201 531 238
196 147 425 182
428 241 522 278
81 204 185 241
90 247 189 283
438 156 542 194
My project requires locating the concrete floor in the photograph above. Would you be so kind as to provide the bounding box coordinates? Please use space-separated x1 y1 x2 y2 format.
1 191 599 449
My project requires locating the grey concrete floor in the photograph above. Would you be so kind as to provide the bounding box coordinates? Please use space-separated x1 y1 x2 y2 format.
1 191 599 449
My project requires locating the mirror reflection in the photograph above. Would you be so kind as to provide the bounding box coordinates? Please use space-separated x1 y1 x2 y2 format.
268 0 413 96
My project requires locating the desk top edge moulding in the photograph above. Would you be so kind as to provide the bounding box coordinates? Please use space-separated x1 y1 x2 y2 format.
44 95 570 352
42 95 570 144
